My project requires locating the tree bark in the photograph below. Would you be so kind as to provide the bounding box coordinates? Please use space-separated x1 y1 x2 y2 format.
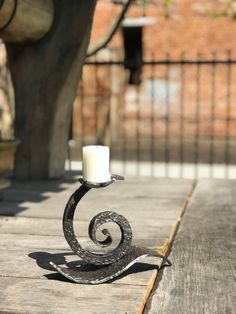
5 0 97 179
0 0 54 42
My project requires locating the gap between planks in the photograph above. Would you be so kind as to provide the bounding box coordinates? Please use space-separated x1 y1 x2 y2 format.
137 181 197 314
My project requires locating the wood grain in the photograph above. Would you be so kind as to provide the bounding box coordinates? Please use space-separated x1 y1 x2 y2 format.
0 177 193 313
0 277 145 314
146 179 236 314
0 177 192 219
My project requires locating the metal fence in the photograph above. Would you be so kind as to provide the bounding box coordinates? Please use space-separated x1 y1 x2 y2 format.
1 47 235 179
70 51 236 179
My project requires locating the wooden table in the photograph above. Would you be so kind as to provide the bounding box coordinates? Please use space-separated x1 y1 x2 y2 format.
145 179 236 314
0 177 235 313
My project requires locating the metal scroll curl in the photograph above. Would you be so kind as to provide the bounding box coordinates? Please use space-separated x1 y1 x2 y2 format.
50 175 171 284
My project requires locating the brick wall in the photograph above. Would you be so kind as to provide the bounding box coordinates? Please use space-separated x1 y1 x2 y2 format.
91 0 236 57
72 1 236 147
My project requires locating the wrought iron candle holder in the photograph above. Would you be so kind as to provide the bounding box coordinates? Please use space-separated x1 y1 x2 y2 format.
50 175 171 284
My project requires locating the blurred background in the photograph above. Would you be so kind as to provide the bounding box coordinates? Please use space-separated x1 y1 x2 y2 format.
1 0 236 179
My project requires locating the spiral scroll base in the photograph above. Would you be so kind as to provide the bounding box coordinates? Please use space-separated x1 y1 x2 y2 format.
50 246 170 284
50 175 171 284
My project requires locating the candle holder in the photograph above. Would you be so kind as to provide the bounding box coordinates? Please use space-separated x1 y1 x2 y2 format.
50 175 171 284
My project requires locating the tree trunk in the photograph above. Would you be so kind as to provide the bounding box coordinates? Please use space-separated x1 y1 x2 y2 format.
0 0 54 42
5 0 97 179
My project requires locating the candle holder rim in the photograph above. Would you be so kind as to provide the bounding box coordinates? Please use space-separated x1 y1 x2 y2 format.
78 174 125 188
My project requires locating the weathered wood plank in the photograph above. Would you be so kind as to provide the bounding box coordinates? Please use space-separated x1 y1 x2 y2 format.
146 179 236 314
0 216 174 237
0 231 169 252
0 277 146 314
0 178 193 313
2 177 193 196
0 247 163 287
0 178 192 220
0 217 171 251
0 197 188 223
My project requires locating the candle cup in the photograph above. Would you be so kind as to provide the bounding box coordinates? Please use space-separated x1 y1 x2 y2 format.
79 174 125 188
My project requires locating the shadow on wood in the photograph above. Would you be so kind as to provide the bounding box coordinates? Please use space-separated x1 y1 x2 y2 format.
29 251 161 284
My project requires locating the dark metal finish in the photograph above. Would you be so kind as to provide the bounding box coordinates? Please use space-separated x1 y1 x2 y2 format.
165 52 170 178
50 175 171 284
84 59 236 66
194 53 201 179
179 52 185 178
209 51 216 178
50 246 168 285
225 50 232 178
136 85 141 175
78 174 124 189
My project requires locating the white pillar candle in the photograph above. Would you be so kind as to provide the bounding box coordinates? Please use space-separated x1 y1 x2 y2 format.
82 145 111 183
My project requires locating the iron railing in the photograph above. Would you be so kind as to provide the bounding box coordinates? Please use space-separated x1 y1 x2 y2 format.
70 51 236 179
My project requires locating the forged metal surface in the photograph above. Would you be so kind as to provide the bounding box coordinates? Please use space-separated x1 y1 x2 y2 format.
63 186 132 265
50 246 171 285
51 175 171 284
78 174 124 188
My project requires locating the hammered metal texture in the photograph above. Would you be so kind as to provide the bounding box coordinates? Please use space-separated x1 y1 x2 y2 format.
63 185 132 265
50 246 170 285
50 179 171 284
